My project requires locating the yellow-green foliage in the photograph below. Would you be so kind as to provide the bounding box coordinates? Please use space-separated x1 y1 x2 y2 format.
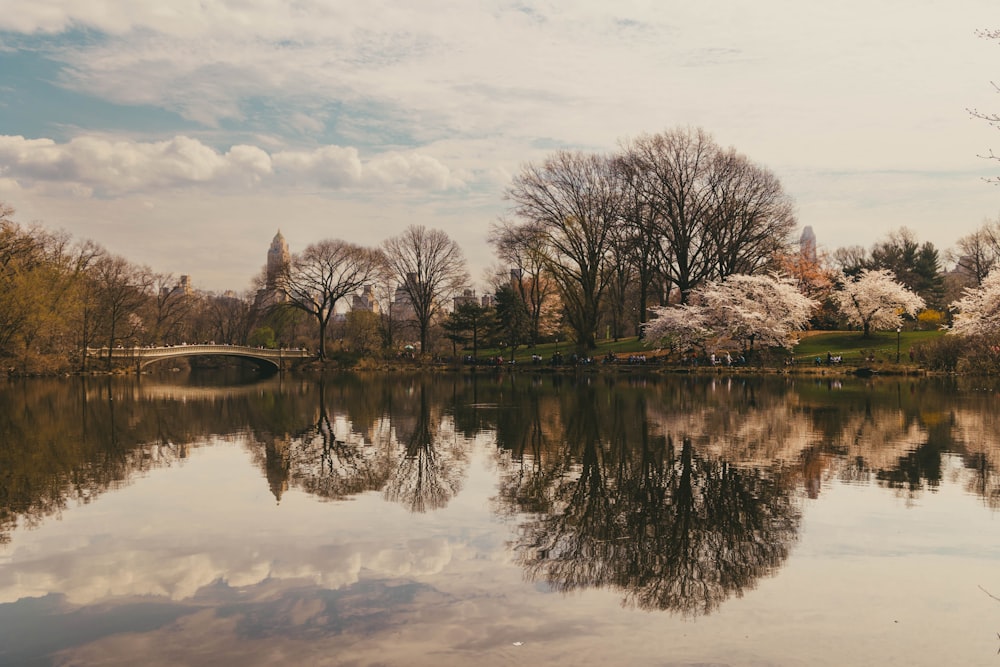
917 309 945 329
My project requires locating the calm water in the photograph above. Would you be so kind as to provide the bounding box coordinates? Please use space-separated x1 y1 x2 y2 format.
1 371 999 666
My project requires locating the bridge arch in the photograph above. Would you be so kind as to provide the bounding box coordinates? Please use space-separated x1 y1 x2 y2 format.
88 345 313 371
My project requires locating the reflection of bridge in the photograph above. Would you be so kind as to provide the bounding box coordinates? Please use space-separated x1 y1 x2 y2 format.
87 345 314 370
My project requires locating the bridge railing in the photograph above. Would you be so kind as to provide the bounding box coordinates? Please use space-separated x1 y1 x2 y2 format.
86 345 313 359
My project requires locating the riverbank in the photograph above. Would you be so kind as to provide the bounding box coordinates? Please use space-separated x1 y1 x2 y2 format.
295 329 942 377
2 330 946 378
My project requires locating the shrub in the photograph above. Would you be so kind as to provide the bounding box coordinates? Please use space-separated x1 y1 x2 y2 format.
911 335 966 372
916 309 945 330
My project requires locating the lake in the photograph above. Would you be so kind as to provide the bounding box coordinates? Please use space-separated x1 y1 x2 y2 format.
1 370 999 666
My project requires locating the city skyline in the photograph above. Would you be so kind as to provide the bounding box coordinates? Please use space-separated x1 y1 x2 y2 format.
0 1 998 292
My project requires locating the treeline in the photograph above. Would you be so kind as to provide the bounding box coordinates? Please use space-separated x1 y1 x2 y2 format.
1 126 990 373
0 202 301 374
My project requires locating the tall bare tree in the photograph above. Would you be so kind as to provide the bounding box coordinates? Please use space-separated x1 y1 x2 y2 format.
705 148 796 277
382 226 468 355
615 158 667 335
89 254 155 368
200 291 259 345
620 128 716 304
505 151 623 349
488 218 559 346
950 219 1000 287
148 273 197 345
281 239 383 360
621 127 796 303
970 28 1000 181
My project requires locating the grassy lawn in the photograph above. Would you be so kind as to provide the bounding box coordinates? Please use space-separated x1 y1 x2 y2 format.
463 328 946 368
791 329 944 366
471 336 655 363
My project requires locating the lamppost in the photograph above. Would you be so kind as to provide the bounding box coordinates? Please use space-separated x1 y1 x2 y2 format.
896 326 901 363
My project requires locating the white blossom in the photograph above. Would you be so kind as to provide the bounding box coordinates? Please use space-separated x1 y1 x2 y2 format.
645 273 816 351
643 303 711 349
950 269 1000 337
834 269 925 337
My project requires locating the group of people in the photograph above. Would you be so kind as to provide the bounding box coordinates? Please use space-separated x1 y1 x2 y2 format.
709 352 745 366
814 352 843 365
601 352 650 364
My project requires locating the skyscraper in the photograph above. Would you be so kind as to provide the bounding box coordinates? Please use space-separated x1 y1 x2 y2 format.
799 226 817 263
266 230 290 290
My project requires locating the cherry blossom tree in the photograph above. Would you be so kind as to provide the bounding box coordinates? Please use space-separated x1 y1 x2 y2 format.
645 273 816 353
949 269 1000 337
834 268 925 338
642 302 710 350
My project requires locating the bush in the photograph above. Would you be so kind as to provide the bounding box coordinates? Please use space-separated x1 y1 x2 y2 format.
955 335 1000 375
911 335 966 372
910 333 1000 373
917 309 945 330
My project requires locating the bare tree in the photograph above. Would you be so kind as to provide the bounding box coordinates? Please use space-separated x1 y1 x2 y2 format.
621 128 795 303
148 273 197 345
950 219 1000 286
615 158 667 335
488 218 559 346
970 29 1000 180
382 226 468 355
832 245 871 278
620 128 716 304
89 254 155 368
201 291 259 345
281 239 383 360
505 151 623 349
705 148 796 277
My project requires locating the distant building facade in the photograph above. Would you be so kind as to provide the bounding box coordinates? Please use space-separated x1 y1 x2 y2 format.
799 226 817 263
256 230 291 308
266 230 290 290
453 288 478 310
391 273 419 322
351 284 380 314
454 288 494 310
161 274 193 299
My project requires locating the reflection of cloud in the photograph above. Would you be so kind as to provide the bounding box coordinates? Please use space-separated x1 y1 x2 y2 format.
44 577 627 667
0 537 453 605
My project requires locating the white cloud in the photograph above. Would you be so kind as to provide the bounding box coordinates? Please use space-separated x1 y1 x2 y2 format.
271 145 362 187
1 0 999 288
0 134 461 194
364 151 461 189
0 535 455 605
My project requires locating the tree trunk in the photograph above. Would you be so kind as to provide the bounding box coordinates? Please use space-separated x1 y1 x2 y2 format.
317 316 328 360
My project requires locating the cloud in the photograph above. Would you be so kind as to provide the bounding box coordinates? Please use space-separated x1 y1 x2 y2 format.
1 1 998 290
0 134 461 195
363 151 461 189
271 145 362 187
0 535 455 605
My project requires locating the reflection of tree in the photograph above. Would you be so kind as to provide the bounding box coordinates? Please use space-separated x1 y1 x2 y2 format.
965 453 1000 509
383 384 466 512
9 371 1000 557
259 377 470 512
0 376 277 544
272 380 392 503
498 386 801 616
797 379 1000 503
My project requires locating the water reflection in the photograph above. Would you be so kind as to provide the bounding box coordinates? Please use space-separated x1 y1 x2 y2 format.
255 380 469 512
3 372 1000 618
490 380 800 615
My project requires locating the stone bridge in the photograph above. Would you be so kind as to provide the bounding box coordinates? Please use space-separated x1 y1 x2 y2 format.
87 344 314 370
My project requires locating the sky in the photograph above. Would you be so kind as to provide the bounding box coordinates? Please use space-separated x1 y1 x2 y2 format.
0 1 998 292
